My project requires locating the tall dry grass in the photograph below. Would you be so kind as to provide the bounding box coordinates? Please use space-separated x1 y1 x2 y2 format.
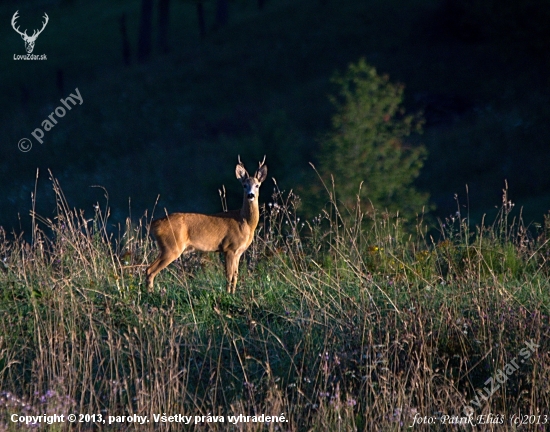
0 177 548 431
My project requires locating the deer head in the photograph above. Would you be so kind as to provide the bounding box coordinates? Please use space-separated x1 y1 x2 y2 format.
11 11 49 54
236 155 268 203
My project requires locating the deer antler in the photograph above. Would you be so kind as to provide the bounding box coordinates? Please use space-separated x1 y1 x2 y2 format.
11 11 26 37
30 13 49 39
258 155 266 168
11 11 48 40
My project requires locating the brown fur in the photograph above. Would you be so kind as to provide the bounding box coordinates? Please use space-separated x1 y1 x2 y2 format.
146 159 267 293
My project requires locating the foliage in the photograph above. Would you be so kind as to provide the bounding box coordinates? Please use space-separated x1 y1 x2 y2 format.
319 58 430 222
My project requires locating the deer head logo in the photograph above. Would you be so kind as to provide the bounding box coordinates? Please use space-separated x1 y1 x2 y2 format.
11 11 49 54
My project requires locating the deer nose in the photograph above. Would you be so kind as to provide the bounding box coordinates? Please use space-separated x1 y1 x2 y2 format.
247 193 255 200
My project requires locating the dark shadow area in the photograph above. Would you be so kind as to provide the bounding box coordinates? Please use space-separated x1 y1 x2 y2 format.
1 0 549 234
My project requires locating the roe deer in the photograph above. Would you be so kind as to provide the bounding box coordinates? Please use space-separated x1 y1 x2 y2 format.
146 157 268 293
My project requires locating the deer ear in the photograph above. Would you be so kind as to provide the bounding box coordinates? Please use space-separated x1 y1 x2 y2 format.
235 164 249 180
255 165 268 183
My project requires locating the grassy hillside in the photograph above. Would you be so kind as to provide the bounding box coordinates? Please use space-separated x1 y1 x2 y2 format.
0 180 548 430
1 2 549 427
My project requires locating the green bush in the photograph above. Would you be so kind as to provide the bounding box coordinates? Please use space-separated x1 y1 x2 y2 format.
319 58 430 221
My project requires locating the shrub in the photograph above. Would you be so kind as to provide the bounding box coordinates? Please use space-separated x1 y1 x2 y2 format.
319 58 430 222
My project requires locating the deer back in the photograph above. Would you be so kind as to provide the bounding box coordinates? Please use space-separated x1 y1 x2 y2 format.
151 211 256 254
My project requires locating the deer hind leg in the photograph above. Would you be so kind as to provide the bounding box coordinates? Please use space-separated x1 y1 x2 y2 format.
146 242 185 291
146 255 175 291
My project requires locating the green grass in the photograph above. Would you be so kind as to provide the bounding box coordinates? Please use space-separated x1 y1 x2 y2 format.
1 1 550 427
0 179 548 430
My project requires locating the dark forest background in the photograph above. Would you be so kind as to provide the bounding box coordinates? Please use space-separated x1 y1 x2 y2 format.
2 0 549 234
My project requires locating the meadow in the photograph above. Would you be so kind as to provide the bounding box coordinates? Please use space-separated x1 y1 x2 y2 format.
0 177 548 431
1 2 549 428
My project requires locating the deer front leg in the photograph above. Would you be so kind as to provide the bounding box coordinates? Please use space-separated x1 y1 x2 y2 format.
224 251 242 294
224 251 235 293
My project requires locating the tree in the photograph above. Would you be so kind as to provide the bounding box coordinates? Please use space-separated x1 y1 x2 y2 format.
118 12 131 65
214 0 229 29
319 58 429 221
196 1 206 39
137 0 154 62
157 0 170 54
